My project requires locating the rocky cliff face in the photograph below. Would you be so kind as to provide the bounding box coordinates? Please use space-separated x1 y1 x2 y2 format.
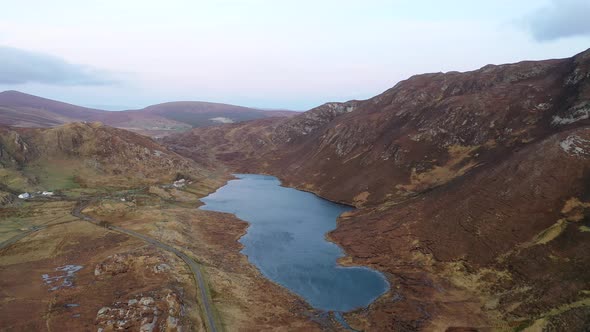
260 49 590 207
271 101 359 143
164 49 590 330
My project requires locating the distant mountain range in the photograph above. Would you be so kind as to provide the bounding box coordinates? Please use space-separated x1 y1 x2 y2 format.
0 90 297 136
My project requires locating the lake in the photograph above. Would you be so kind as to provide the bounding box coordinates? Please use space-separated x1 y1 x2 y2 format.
199 174 389 312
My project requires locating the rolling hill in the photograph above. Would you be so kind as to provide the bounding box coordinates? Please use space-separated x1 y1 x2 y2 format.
0 90 105 127
0 90 297 136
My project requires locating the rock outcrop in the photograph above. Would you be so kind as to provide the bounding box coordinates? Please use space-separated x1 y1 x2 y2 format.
0 122 212 191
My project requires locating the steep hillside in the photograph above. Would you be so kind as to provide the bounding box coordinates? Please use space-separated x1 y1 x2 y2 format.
331 126 590 330
162 101 360 167
0 91 296 136
0 122 212 194
164 49 590 330
167 49 590 205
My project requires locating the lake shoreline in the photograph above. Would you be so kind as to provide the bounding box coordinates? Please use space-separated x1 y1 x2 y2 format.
199 173 390 313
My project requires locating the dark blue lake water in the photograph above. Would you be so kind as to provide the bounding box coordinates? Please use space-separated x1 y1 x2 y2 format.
199 174 389 312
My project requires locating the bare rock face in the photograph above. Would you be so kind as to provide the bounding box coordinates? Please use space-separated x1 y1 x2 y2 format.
94 251 177 278
164 48 590 330
93 248 186 331
95 292 183 332
272 101 359 144
560 132 590 158
0 128 30 167
94 254 131 277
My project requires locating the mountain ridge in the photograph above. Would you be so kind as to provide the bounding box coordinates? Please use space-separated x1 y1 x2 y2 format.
163 48 590 330
0 90 297 136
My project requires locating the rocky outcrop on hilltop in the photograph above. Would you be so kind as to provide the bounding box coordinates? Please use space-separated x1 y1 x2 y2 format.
272 101 359 143
164 49 590 330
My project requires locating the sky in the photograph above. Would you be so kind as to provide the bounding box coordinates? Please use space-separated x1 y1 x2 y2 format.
0 0 589 110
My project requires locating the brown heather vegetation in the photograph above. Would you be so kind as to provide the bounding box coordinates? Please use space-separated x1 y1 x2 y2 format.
2 48 590 331
164 49 590 331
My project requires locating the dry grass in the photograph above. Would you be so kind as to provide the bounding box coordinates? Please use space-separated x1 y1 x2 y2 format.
561 197 590 222
23 160 82 190
518 197 590 248
352 191 370 206
527 219 569 246
397 144 479 194
0 201 78 243
0 168 32 192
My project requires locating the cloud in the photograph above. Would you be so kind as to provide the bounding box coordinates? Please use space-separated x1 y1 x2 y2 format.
0 46 117 85
525 0 590 41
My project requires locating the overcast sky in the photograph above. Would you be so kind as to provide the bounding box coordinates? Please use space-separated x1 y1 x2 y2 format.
0 0 589 110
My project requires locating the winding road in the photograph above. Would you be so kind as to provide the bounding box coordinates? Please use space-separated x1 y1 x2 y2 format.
72 201 221 332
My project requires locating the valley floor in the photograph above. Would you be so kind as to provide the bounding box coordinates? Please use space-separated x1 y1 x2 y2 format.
3 167 590 331
0 175 344 332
